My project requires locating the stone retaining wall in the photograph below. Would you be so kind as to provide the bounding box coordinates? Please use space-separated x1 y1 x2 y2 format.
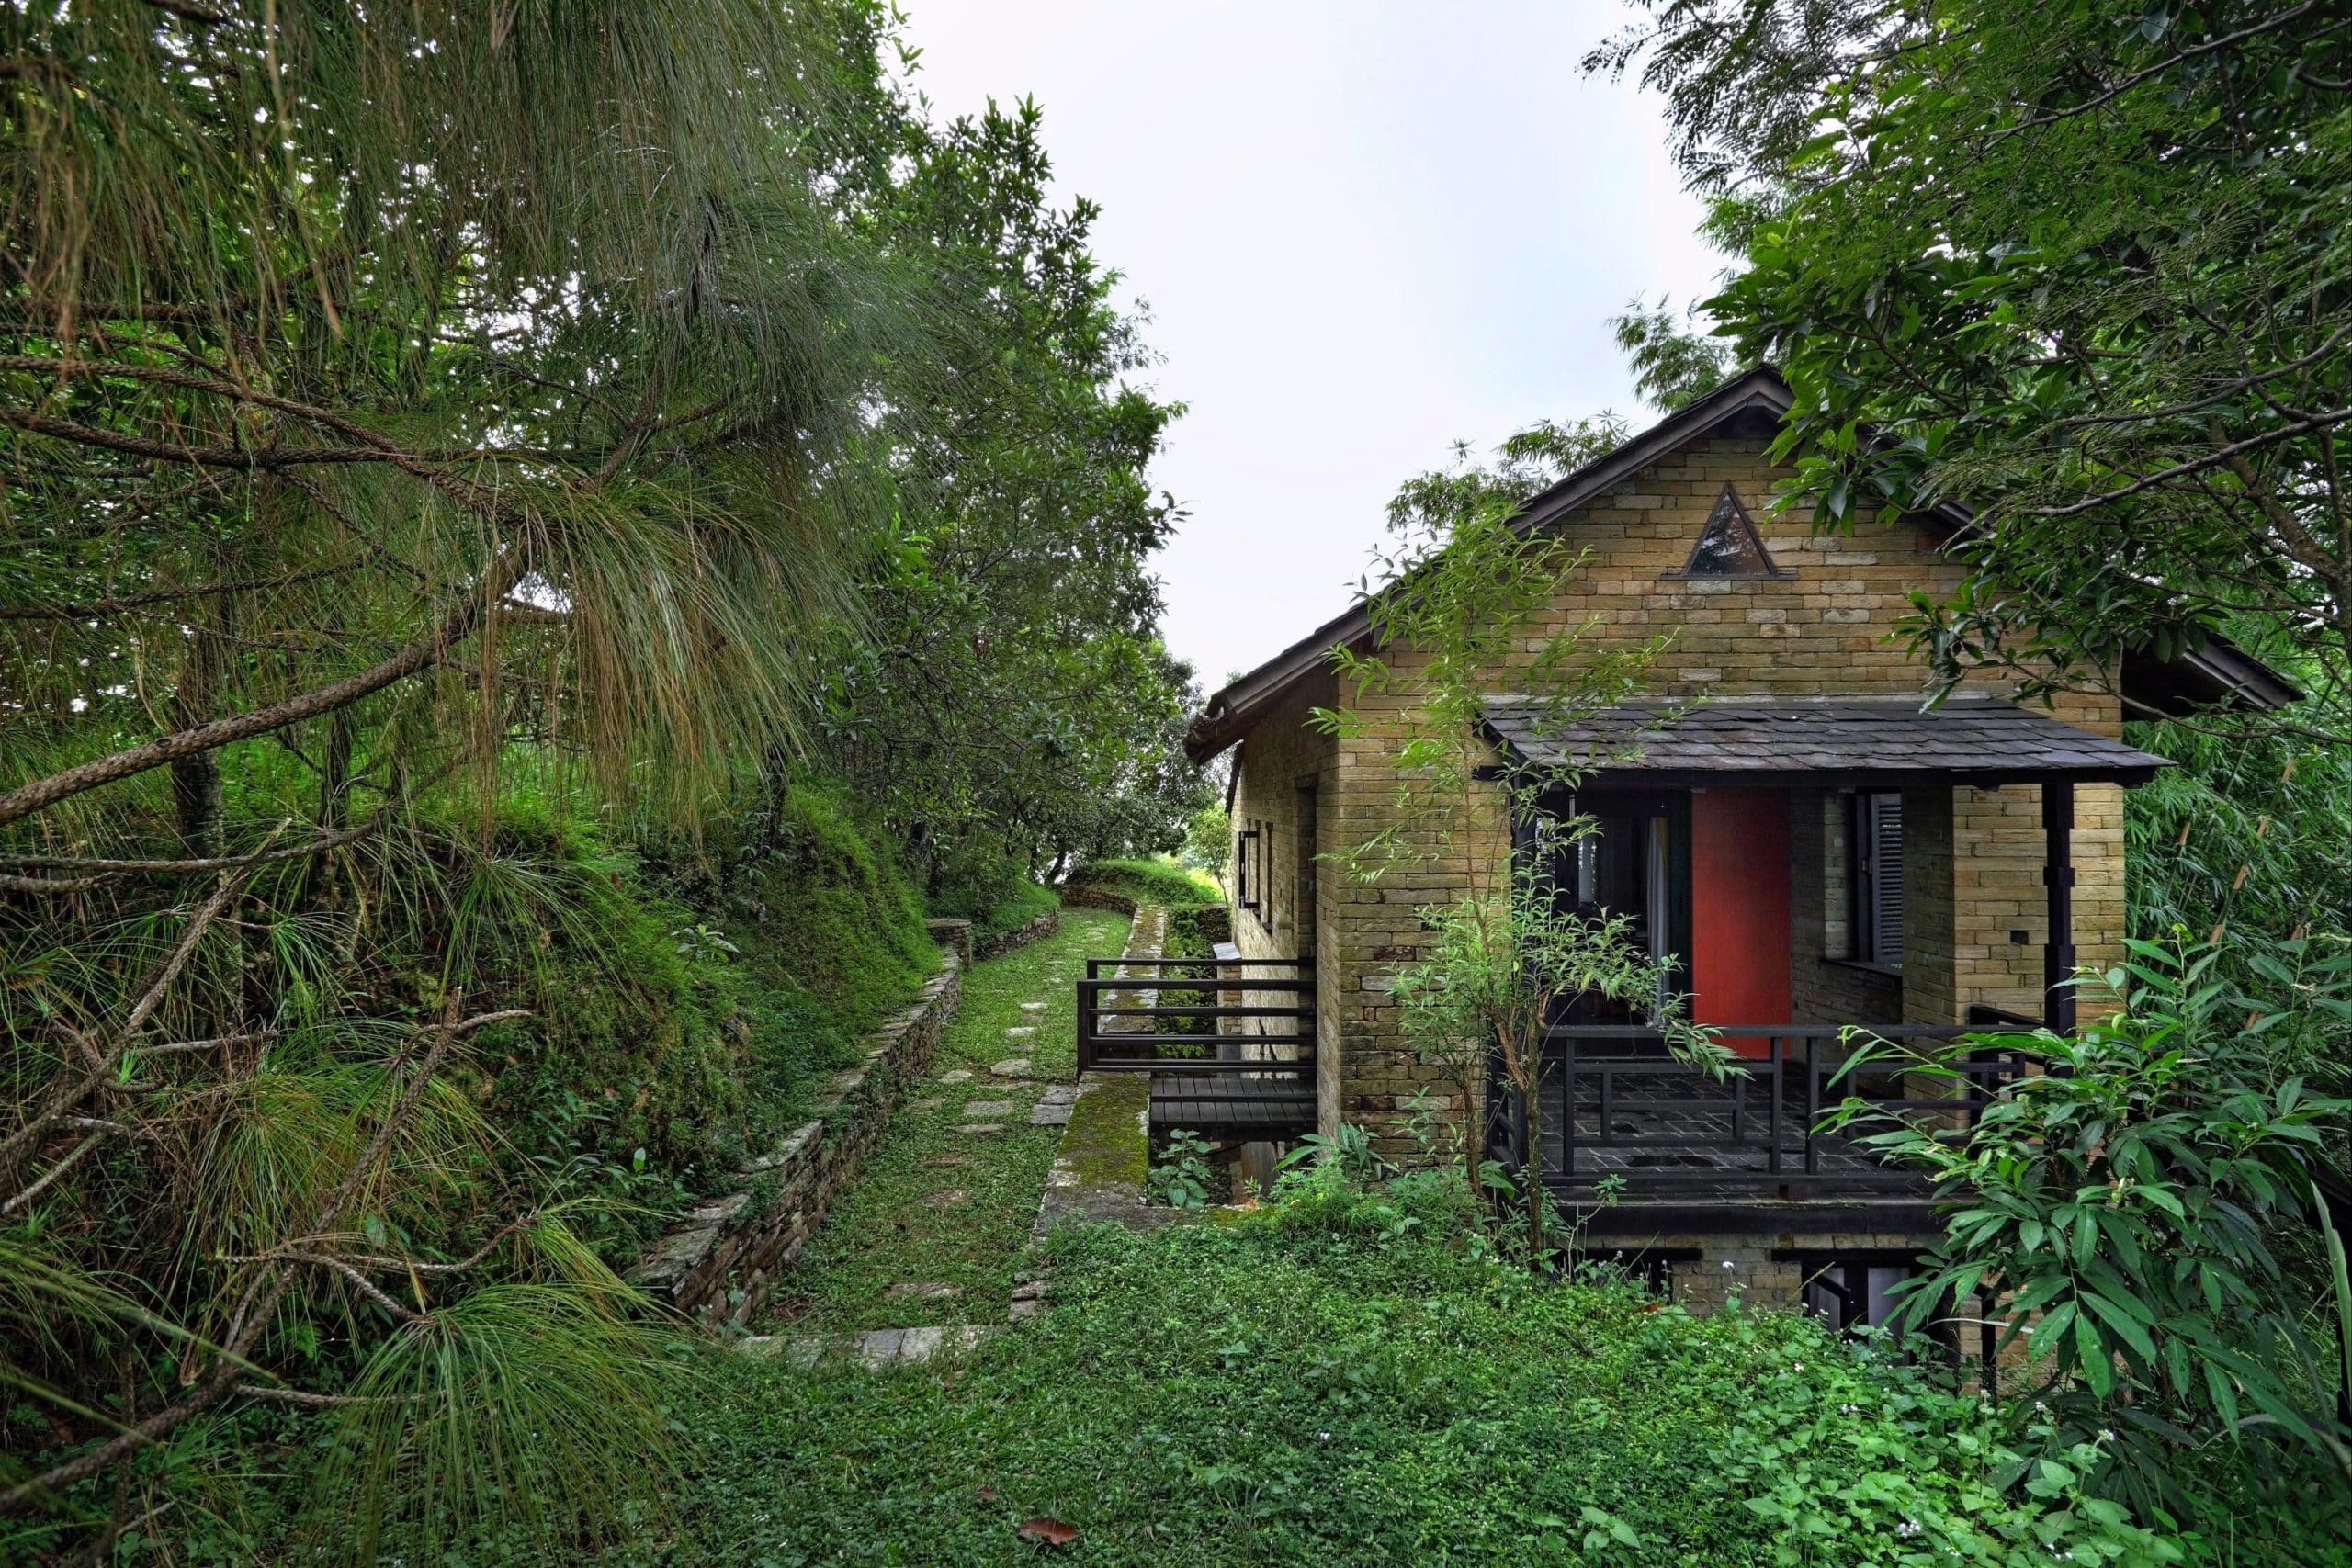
1055 882 1138 914
926 917 973 964
627 951 962 1326
975 905 1060 962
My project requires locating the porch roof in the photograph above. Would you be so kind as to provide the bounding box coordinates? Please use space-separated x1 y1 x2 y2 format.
1477 694 2172 788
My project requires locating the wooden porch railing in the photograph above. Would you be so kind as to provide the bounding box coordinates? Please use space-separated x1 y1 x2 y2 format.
1489 1021 2041 1197
1075 956 1315 1077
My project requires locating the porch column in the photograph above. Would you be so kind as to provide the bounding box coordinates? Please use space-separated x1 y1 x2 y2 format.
2041 779 2076 1033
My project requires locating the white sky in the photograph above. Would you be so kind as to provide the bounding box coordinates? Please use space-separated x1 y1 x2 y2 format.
900 2 1725 691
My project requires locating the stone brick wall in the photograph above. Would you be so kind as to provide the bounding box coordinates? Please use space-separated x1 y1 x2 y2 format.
1652 1224 1944 1315
1261 434 2131 1158
1226 675 1340 1119
974 906 1059 962
627 953 961 1326
1788 789 1904 1022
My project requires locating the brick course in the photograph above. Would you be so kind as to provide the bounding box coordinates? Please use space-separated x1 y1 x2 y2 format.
1221 436 2132 1163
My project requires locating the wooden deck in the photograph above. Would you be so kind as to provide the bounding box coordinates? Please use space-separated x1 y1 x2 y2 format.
1148 1078 1317 1137
1078 944 1317 1142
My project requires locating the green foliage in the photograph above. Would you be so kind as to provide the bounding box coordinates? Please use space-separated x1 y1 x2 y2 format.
1611 296 1735 412
1611 0 2352 724
1180 803 1232 875
2126 719 2352 1096
303 1278 686 1565
1312 420 1713 1246
817 97 1209 880
1829 940 2352 1518
0 3 1193 1555
915 840 1060 946
1062 855 1224 908
1146 1128 1214 1210
624 1218 2179 1567
973 880 1062 945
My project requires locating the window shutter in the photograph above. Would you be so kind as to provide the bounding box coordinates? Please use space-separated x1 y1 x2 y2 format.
1867 795 1904 966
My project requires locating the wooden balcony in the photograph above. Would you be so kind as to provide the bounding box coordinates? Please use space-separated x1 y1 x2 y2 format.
1076 955 1317 1137
1488 1017 2041 1233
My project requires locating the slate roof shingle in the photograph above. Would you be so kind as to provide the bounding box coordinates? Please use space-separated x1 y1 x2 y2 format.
1477 694 2172 786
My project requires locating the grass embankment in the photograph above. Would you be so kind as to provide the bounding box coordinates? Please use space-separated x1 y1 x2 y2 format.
1062 854 1222 908
768 904 1130 1330
627 1213 2185 1568
467 778 940 1259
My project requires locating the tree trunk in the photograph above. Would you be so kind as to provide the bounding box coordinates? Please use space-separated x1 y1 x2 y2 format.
169 621 225 859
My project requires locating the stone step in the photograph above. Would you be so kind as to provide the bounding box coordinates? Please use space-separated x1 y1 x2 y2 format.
741 1323 1001 1370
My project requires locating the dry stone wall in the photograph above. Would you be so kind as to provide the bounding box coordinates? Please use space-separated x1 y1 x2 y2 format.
972 906 1059 962
628 935 962 1327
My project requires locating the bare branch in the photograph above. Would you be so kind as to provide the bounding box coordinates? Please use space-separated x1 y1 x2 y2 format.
0 558 367 622
0 818 382 874
2002 5 2342 131
0 552 526 829
2023 409 2352 517
231 1383 406 1408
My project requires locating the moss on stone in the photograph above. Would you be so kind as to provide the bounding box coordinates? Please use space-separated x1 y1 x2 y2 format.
1060 1073 1150 1190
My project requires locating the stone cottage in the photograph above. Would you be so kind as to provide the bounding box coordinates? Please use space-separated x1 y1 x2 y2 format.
1151 367 2292 1319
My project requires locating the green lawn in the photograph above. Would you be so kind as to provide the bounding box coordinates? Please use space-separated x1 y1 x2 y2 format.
768 904 1130 1331
620 1216 2188 1568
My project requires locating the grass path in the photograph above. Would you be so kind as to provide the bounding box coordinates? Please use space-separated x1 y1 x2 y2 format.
768 903 1130 1332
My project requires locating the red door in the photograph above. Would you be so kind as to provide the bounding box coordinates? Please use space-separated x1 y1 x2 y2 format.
1690 789 1791 1049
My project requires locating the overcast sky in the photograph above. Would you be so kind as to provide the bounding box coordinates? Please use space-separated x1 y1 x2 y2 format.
899 2 1724 692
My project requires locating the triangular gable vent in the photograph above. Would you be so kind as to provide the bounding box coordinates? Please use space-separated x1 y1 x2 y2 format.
1678 485 1782 578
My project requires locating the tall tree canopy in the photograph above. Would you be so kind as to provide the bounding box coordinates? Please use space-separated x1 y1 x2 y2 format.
818 98 1204 897
1596 0 2352 728
0 4 1197 1555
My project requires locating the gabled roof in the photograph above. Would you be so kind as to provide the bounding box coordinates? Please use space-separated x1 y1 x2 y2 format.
1183 367 2292 763
1479 694 2172 789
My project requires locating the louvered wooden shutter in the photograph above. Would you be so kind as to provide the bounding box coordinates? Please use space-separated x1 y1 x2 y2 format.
1866 794 1904 966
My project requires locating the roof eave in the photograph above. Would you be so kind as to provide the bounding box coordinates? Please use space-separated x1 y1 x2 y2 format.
1184 365 2301 762
1183 368 1798 764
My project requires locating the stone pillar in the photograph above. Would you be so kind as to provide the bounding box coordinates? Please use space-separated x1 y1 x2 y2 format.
1900 785 1959 1024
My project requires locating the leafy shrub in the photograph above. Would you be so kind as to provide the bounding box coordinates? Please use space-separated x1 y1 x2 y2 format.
920 838 1048 937
1831 935 2352 1524
636 1217 2185 1566
1147 1128 1214 1209
971 879 1059 944
1180 803 1231 874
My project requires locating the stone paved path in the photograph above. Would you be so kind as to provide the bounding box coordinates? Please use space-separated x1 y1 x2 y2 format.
752 901 1155 1350
742 1324 1001 1370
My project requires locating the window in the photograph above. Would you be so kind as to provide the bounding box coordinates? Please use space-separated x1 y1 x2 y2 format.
1532 793 1691 1023
1676 485 1783 578
1235 825 1262 915
1850 792 1904 968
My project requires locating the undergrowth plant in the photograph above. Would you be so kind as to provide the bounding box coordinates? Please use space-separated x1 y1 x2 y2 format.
0 4 953 1559
1829 935 2352 1522
1147 1129 1215 1211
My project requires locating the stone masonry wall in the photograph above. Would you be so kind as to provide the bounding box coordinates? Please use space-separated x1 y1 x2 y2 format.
974 906 1059 962
1788 788 1904 1023
1302 435 2128 1158
1226 674 1340 1128
628 946 961 1326
1656 1225 1942 1315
